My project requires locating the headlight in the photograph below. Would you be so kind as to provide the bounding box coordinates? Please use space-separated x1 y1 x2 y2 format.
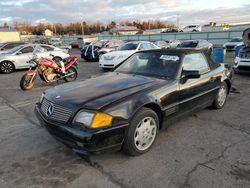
118 55 128 59
39 93 44 103
74 111 113 129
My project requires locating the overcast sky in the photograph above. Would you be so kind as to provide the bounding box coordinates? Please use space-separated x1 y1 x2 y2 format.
0 0 250 26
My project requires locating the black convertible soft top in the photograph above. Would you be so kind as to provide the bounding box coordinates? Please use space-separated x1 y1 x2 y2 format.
136 48 221 70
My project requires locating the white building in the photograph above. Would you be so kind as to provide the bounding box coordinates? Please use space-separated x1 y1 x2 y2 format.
44 29 53 36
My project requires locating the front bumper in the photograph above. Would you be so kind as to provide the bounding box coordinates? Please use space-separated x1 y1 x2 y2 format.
99 60 116 68
35 104 128 154
234 57 250 71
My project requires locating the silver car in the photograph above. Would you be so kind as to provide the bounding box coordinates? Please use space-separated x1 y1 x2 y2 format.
178 39 213 55
0 44 70 73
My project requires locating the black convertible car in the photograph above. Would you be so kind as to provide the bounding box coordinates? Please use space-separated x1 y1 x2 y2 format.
35 49 232 156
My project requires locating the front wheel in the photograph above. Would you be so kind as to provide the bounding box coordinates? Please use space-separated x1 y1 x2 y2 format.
212 82 228 109
0 61 15 74
123 107 159 156
63 66 78 82
20 75 35 90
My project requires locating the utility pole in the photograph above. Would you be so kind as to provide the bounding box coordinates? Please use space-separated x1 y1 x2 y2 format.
176 14 180 29
81 22 84 36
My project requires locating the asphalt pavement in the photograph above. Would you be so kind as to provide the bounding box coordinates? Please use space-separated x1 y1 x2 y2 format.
0 49 249 188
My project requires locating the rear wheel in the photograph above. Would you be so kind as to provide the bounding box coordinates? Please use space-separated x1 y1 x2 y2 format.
63 66 78 82
212 82 228 109
123 107 159 156
20 75 35 90
0 61 15 74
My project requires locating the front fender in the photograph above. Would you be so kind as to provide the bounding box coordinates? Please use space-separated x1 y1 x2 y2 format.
24 71 36 77
104 93 161 122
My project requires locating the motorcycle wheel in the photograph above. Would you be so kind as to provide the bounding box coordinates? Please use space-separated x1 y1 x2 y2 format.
63 67 78 82
20 75 35 91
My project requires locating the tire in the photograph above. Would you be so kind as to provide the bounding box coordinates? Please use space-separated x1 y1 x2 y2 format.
212 82 228 109
102 68 111 72
0 61 15 74
233 68 239 74
20 75 35 90
123 107 159 156
208 48 213 57
63 66 78 82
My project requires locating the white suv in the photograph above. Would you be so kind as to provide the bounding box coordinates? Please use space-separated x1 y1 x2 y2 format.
181 25 202 32
234 28 250 73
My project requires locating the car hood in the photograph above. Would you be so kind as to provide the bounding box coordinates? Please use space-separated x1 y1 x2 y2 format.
45 72 165 110
243 28 250 46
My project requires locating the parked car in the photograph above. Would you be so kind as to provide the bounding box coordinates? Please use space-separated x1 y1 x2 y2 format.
35 49 232 156
181 25 202 32
223 37 243 51
154 41 169 49
99 41 159 70
0 44 70 73
178 40 213 55
71 41 79 48
98 40 125 57
234 28 250 73
0 41 27 52
80 40 110 62
161 28 180 33
165 39 181 49
81 44 102 62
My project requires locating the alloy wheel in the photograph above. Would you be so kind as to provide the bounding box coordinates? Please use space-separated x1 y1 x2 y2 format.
218 85 227 107
134 117 157 151
0 62 14 73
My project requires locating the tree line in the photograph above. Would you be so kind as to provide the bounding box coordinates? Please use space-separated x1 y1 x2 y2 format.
1 20 176 35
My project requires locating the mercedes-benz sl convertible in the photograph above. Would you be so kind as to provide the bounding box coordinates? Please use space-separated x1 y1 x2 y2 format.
35 49 232 156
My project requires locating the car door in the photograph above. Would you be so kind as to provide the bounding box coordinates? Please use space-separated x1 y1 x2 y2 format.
178 53 215 113
40 45 54 58
14 46 34 68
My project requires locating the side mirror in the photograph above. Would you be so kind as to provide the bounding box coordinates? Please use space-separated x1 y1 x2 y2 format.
16 51 22 55
182 70 200 79
0 48 4 51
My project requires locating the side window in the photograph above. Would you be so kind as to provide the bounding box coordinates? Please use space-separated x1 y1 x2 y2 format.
41 45 54 51
149 43 158 49
4 43 16 50
139 43 148 50
20 46 34 54
183 53 210 74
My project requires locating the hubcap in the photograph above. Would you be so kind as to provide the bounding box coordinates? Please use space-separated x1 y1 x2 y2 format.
1 62 13 73
218 85 227 106
134 117 157 151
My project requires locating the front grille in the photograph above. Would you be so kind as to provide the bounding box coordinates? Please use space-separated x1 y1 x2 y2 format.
239 52 250 59
103 64 114 67
226 45 235 50
41 98 73 123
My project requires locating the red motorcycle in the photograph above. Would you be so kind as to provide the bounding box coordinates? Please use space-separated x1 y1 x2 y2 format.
20 54 78 90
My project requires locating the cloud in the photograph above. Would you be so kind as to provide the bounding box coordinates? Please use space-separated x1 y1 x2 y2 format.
0 0 249 26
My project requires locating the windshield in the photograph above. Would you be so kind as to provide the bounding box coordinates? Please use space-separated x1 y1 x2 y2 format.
179 41 198 48
0 43 5 48
115 52 181 79
230 38 242 42
118 43 139 51
6 45 25 54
